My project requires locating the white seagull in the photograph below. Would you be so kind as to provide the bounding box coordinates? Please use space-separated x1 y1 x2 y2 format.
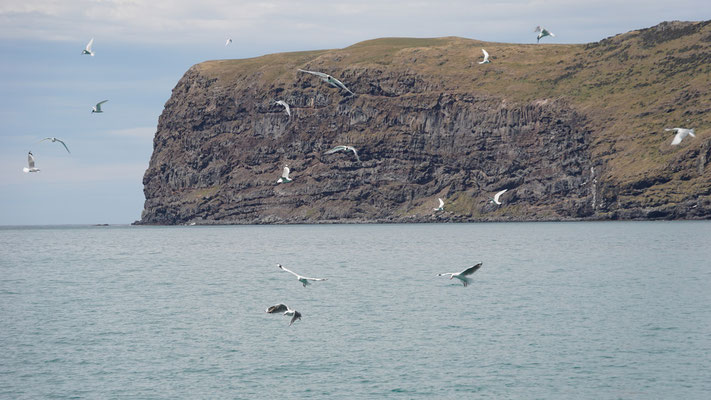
324 145 361 162
438 262 483 287
225 38 232 47
491 189 508 205
38 137 71 154
665 128 696 145
92 100 108 113
276 165 292 183
434 198 444 212
82 38 95 56
534 26 555 43
275 100 291 117
23 151 40 173
298 69 355 95
277 264 327 287
265 304 302 326
479 48 490 64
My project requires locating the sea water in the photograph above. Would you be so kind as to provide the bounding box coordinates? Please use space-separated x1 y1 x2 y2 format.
1 222 710 399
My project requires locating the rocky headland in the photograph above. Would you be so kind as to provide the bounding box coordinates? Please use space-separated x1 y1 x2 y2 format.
137 20 711 225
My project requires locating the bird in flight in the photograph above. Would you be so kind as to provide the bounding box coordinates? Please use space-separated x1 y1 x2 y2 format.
298 69 355 95
265 304 302 326
92 100 108 113
534 26 555 43
434 198 444 212
23 151 40 173
82 38 95 56
491 189 508 205
479 49 490 64
437 263 483 287
225 38 232 47
324 145 361 162
665 128 696 145
277 165 292 183
38 137 71 154
277 264 327 287
275 100 291 117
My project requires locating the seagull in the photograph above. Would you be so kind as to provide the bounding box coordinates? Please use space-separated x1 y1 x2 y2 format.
23 151 40 173
298 69 355 95
534 26 555 43
82 38 94 56
92 100 108 113
275 100 291 117
479 48 490 64
38 137 71 154
438 262 483 287
434 198 444 212
276 165 292 183
491 189 508 205
277 264 327 287
265 304 302 326
324 145 361 162
665 128 696 145
225 38 232 47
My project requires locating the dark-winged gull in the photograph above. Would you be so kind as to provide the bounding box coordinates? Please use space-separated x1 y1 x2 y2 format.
665 128 695 145
298 69 355 95
438 263 483 287
38 137 71 154
324 145 361 162
265 304 302 326
277 264 327 287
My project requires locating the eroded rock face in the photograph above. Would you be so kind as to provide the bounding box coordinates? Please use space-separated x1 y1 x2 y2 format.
140 66 595 224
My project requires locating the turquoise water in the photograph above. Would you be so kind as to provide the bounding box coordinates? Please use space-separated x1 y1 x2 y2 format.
1 222 710 399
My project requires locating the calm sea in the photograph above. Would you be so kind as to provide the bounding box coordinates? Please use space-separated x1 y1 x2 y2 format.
1 222 710 399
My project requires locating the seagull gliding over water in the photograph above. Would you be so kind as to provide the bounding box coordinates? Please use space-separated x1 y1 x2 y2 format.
665 128 695 145
298 69 355 95
38 137 71 154
438 263 483 287
277 264 327 287
265 304 302 326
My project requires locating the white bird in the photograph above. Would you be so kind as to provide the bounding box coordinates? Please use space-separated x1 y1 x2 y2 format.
225 38 232 47
82 38 94 56
665 128 696 145
277 264 327 287
434 198 444 212
92 100 108 113
276 165 292 183
38 137 71 154
298 69 355 95
534 26 555 43
275 100 291 117
265 304 302 326
479 48 490 64
324 145 361 162
491 189 508 205
438 262 483 287
23 151 40 173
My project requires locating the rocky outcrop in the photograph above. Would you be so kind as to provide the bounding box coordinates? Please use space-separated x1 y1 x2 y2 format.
138 22 711 224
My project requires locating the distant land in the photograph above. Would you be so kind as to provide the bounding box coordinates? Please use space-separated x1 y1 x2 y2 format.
136 20 710 225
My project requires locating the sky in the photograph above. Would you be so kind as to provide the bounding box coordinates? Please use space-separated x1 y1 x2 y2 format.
1 1 709 225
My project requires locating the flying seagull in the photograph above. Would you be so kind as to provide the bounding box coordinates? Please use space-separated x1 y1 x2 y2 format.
82 38 94 56
275 100 291 117
665 128 696 145
479 48 490 64
434 198 444 212
38 137 71 154
225 38 232 47
92 100 108 113
265 304 302 326
534 26 555 43
491 189 508 205
298 69 355 95
437 262 483 287
276 165 292 183
277 264 327 287
23 151 40 173
324 145 361 162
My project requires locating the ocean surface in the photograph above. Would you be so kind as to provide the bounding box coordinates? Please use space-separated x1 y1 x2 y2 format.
1 222 710 399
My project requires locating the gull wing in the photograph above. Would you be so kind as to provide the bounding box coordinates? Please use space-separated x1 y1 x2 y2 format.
331 77 355 95
460 263 483 276
302 276 327 282
289 311 301 326
438 198 444 208
298 69 330 79
325 146 346 154
664 128 678 132
494 189 508 204
266 304 289 313
95 100 108 111
482 49 489 61
55 138 71 154
282 166 290 179
275 100 291 116
547 31 555 37
348 146 361 162
534 26 542 33
278 264 300 278
86 38 94 52
671 131 685 145
27 152 35 168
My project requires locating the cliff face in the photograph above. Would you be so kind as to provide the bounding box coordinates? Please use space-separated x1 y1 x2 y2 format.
139 21 711 224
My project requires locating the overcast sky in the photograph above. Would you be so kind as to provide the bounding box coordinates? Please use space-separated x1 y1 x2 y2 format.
1 1 708 225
